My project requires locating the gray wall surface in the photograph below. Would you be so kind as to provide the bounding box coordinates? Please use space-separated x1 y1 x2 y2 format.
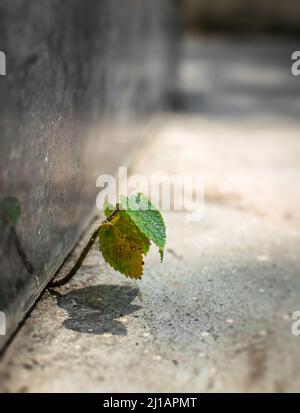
184 0 300 33
0 0 178 349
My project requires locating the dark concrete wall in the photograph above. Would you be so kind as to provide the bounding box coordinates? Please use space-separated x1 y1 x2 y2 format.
184 0 300 34
0 0 178 349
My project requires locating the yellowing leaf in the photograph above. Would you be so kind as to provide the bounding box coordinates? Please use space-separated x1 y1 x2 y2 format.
98 211 149 279
99 193 166 279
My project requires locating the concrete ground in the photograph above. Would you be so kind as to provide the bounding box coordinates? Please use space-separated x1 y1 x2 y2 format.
1 38 300 392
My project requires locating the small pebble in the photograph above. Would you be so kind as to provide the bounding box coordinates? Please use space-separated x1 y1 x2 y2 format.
22 363 33 370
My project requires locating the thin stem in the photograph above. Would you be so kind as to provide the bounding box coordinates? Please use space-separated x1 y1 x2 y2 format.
49 225 101 287
49 209 118 288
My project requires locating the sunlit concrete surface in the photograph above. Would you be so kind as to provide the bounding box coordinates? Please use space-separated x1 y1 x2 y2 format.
1 38 300 392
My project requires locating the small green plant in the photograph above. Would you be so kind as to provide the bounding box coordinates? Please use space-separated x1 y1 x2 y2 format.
51 193 166 286
0 196 21 226
100 193 166 279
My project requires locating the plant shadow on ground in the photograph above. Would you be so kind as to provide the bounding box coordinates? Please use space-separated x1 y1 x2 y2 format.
56 285 141 336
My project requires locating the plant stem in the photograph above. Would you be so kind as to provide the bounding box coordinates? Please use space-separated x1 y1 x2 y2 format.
49 209 119 288
49 225 101 287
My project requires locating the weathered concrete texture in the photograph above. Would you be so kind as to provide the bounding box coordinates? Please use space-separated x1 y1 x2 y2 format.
133 117 300 229
1 114 300 392
0 0 178 349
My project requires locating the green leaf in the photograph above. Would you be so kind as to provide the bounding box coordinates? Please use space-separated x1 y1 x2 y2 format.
99 193 166 279
120 193 166 260
0 196 21 226
98 210 150 279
